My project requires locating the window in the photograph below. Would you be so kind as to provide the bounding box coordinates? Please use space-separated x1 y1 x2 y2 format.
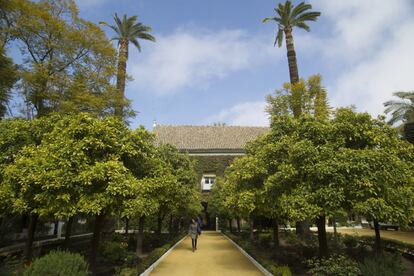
201 175 216 191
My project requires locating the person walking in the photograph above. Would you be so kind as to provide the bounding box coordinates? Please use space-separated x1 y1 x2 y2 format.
188 218 201 252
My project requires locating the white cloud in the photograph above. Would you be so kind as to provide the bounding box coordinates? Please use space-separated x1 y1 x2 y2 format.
129 28 282 95
331 22 414 116
294 0 414 118
206 101 269 126
311 0 413 63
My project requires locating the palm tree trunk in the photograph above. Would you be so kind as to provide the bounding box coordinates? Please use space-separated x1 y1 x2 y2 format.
115 39 129 117
284 27 299 84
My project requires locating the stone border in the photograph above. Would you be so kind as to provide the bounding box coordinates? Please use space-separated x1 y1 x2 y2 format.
140 235 187 276
222 233 273 276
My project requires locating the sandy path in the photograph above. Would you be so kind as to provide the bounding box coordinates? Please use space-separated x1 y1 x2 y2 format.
149 231 264 276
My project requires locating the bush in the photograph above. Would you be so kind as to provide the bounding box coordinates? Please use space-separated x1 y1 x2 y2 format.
306 255 360 276
258 233 272 248
99 241 130 265
24 251 89 276
268 265 292 276
359 253 405 276
342 235 359 249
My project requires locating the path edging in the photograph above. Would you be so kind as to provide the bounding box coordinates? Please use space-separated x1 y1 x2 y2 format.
140 235 187 276
222 233 273 276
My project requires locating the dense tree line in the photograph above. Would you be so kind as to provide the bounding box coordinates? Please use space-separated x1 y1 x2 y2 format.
210 77 414 257
0 113 200 271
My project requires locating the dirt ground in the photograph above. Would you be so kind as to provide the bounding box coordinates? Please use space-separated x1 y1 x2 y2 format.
149 231 264 276
329 227 414 245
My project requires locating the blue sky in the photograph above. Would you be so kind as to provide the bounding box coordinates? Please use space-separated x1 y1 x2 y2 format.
29 1 414 129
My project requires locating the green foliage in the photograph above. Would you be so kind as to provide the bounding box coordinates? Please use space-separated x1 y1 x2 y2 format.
268 265 292 276
266 75 330 119
23 251 89 276
342 235 359 249
2 0 122 117
1 113 156 224
226 233 292 276
0 47 18 118
306 255 361 276
99 241 130 265
258 233 272 248
263 1 321 48
359 253 405 276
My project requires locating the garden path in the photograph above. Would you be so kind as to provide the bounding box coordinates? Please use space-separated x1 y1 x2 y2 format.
149 231 264 276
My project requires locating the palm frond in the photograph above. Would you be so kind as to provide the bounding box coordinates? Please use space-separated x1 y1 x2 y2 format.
295 22 310 32
263 17 278 23
136 32 156 42
295 11 321 23
275 28 284 47
101 13 155 52
130 39 141 52
291 2 312 18
393 91 414 101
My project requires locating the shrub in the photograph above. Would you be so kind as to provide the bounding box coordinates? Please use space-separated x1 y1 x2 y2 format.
24 251 89 276
359 253 405 276
306 255 360 276
342 235 359 249
99 241 129 265
268 265 292 276
136 245 169 273
258 233 272 248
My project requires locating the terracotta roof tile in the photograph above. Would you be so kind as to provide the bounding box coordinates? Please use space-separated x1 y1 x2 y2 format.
153 125 269 151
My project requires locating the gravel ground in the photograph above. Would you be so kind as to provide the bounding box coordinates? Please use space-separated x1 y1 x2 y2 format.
150 231 264 276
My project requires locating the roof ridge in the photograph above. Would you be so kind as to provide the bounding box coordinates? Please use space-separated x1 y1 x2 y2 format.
154 124 269 128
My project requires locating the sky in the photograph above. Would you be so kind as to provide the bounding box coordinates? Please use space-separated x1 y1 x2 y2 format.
51 0 414 129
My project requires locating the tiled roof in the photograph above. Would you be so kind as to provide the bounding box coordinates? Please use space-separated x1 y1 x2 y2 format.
153 125 270 152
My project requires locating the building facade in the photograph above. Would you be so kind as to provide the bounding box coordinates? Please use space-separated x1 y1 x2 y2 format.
154 125 269 229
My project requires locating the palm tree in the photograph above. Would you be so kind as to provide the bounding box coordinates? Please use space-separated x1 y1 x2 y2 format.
384 91 414 125
263 1 320 84
100 14 155 117
384 91 414 143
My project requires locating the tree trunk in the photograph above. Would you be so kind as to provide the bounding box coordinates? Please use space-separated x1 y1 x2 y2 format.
249 217 254 241
136 216 145 256
333 218 338 239
284 27 299 85
169 215 173 234
316 215 328 257
90 213 105 274
236 217 241 233
272 219 279 248
124 218 129 239
157 212 163 234
373 219 381 254
228 219 233 232
115 39 129 117
64 217 74 249
24 213 38 263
